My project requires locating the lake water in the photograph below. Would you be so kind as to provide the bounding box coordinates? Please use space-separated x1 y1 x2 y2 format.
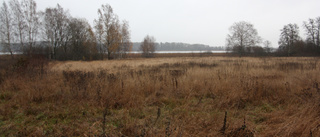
129 51 226 54
0 52 22 55
0 51 226 55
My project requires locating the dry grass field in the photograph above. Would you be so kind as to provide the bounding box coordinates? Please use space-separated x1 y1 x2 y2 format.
0 56 320 136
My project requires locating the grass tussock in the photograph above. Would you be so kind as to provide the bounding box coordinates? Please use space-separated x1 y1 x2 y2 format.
0 56 320 136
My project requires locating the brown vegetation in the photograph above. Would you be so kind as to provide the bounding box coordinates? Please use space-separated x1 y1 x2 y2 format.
0 55 320 136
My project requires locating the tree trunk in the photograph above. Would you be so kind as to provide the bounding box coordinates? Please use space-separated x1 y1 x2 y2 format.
10 50 14 59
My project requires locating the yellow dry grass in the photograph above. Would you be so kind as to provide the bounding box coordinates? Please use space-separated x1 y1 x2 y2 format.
0 56 320 136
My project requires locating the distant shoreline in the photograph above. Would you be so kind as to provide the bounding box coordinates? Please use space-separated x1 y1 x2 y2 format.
129 50 226 54
0 51 226 55
0 52 22 55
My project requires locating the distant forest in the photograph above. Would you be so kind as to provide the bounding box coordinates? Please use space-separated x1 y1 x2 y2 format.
131 42 224 51
0 42 225 52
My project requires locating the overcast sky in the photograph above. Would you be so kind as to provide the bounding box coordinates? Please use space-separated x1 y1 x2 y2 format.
3 0 320 47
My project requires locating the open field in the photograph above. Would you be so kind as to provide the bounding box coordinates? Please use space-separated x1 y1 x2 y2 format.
0 56 320 136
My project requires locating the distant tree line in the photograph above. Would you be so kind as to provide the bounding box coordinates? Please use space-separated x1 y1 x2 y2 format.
277 18 320 56
132 42 225 51
226 18 320 57
0 0 132 60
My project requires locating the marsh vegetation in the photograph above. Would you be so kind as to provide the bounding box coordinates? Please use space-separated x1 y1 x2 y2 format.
0 56 320 136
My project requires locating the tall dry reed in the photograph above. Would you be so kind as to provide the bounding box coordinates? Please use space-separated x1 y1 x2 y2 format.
0 56 319 136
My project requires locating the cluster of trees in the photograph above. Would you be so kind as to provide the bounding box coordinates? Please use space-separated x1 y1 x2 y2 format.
2 0 318 59
0 0 133 60
226 17 320 57
278 18 320 56
0 0 40 59
226 21 273 56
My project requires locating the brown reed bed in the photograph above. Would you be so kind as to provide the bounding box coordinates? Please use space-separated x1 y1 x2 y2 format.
0 56 319 136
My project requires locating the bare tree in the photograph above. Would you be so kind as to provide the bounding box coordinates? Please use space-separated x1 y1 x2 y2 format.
303 17 320 46
0 1 14 58
263 40 272 54
42 4 70 59
278 23 300 56
117 20 132 58
86 26 98 60
21 0 40 55
140 35 156 58
106 16 122 59
94 9 104 59
226 21 261 56
9 0 26 53
317 17 320 47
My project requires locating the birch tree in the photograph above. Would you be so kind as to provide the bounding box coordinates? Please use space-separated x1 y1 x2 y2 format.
42 4 70 59
0 1 14 58
21 0 40 55
9 0 26 53
140 35 156 58
118 20 132 58
94 4 122 60
94 10 104 59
